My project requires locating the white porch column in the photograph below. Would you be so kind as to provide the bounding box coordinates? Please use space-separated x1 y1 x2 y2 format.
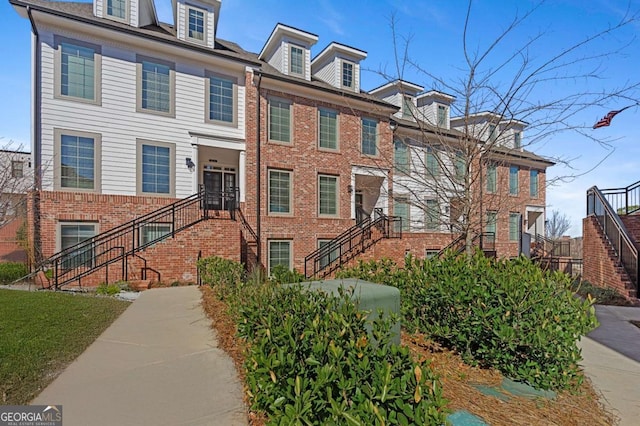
239 150 246 203
191 143 199 193
350 172 356 219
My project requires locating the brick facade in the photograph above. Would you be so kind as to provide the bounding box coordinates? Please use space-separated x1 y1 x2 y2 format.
582 216 637 298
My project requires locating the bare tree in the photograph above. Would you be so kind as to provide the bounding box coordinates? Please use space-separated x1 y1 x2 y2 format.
546 209 572 239
365 1 640 254
0 141 33 227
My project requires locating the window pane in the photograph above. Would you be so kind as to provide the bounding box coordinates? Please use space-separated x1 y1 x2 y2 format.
394 197 410 232
319 175 337 215
486 211 497 240
488 124 497 142
210 76 234 122
402 96 413 118
61 223 96 269
509 213 520 241
290 46 303 75
142 61 171 113
60 134 94 189
530 170 538 197
269 99 291 142
425 199 439 230
342 62 353 88
61 42 95 100
269 170 290 213
107 0 126 19
188 8 205 41
141 223 172 245
319 109 337 149
486 163 497 193
11 161 24 178
269 241 290 273
509 166 519 195
142 144 171 194
514 132 521 148
361 118 377 155
426 148 439 177
455 151 465 180
319 240 339 269
437 105 446 127
394 139 409 174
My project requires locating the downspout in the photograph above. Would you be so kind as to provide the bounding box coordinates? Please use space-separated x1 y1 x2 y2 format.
255 72 262 267
27 6 42 266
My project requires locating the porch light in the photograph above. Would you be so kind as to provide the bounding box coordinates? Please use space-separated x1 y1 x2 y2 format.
347 184 353 194
185 157 196 171
389 119 398 132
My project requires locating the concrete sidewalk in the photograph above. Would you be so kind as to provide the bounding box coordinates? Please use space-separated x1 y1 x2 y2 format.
579 305 640 426
32 286 247 426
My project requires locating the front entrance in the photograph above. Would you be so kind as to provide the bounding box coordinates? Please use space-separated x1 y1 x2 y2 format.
203 168 236 210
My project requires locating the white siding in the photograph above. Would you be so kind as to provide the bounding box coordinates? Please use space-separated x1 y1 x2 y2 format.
138 0 155 27
38 29 246 198
312 57 335 86
267 44 282 73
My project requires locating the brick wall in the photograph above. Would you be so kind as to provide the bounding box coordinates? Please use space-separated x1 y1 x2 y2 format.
0 217 27 262
621 215 640 243
582 216 637 298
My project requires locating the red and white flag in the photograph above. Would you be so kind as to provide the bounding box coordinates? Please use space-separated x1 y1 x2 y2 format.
593 104 636 129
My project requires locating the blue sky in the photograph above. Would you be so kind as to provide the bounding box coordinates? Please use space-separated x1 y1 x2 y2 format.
2 0 640 236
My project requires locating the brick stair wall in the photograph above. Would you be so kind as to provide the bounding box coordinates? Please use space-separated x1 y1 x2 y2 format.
620 215 640 247
582 216 637 298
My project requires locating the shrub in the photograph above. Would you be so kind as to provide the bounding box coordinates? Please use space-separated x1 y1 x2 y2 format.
197 256 244 288
0 262 28 284
229 283 448 425
337 252 598 391
96 283 121 296
269 264 305 285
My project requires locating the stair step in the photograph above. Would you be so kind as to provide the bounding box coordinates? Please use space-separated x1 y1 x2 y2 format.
128 279 152 291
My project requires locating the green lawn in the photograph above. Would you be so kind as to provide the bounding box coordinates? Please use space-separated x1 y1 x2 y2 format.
0 289 130 404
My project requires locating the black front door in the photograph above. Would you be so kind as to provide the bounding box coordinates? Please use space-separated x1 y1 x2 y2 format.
204 171 223 210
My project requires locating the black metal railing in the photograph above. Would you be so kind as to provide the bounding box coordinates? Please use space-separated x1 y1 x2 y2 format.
587 185 638 292
536 257 583 278
600 179 640 215
304 210 401 279
533 234 571 257
437 232 495 257
38 186 239 289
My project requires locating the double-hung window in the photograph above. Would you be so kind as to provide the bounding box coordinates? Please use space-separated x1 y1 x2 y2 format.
55 129 101 192
318 175 338 216
455 151 466 181
486 211 497 242
269 98 291 143
402 96 413 118
268 240 291 274
426 147 439 177
530 170 539 198
509 213 521 241
486 162 497 193
137 140 175 197
394 196 410 232
60 222 97 269
437 105 447 127
289 45 304 76
318 240 339 269
207 73 236 125
394 139 410 174
342 61 354 89
509 166 519 195
268 169 292 214
187 6 206 42
318 108 338 150
488 124 497 143
514 132 522 148
140 223 172 246
425 199 439 230
11 161 24 178
138 57 174 116
55 37 101 104
106 0 127 20
361 118 378 155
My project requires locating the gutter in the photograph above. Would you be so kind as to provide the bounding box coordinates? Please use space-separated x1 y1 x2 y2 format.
27 5 42 264
255 73 262 267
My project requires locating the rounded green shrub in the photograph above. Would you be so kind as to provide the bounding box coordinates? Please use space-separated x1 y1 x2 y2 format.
0 262 28 284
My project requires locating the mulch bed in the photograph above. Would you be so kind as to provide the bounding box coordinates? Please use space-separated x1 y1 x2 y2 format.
200 286 617 426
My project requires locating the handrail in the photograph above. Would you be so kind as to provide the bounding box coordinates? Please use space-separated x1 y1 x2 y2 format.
533 233 571 257
587 185 638 292
304 212 401 278
38 186 239 289
437 232 495 258
600 179 640 215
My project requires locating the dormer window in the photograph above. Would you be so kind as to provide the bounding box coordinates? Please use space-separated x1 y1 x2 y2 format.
488 124 497 143
289 45 304 76
187 6 206 43
341 61 354 89
105 0 128 21
437 105 447 127
514 132 522 148
402 96 414 118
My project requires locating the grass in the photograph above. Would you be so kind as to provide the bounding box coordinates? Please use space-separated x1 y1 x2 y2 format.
0 289 130 404
571 279 640 306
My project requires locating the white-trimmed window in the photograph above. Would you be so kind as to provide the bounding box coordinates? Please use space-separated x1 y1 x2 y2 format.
11 161 24 178
402 96 414 118
105 0 128 21
54 129 101 192
488 124 497 143
318 108 338 150
55 37 101 104
207 73 237 125
361 118 378 156
425 249 439 259
509 166 519 195
437 105 447 127
268 240 292 274
289 45 304 76
341 60 354 89
486 211 497 241
137 56 175 116
455 151 466 180
486 162 497 193
59 222 97 269
186 5 206 43
426 147 439 177
509 213 521 241
268 169 292 214
318 239 339 269
140 223 172 246
269 98 292 143
424 199 439 231
514 132 522 148
137 140 175 197
394 139 410 174
394 195 410 232
530 170 539 198
318 174 338 216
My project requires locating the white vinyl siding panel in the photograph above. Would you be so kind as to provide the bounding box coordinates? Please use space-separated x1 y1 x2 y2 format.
313 57 335 86
38 30 245 198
